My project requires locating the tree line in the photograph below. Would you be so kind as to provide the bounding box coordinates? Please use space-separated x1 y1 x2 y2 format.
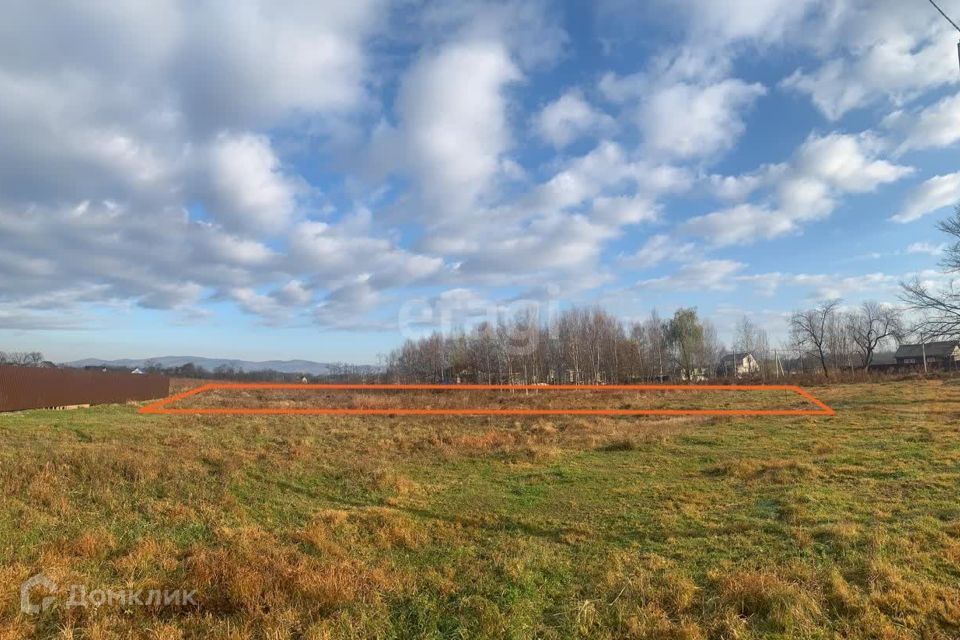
789 300 903 377
386 307 719 384
0 351 45 366
137 361 378 382
385 306 771 384
383 298 917 384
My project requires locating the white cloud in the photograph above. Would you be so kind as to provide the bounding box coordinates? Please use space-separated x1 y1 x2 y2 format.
637 259 746 291
0 68 180 208
0 0 404 328
204 133 298 233
289 220 443 285
683 204 797 247
272 280 313 306
591 195 658 226
3 0 957 336
739 271 899 301
417 137 688 286
893 172 960 223
534 90 613 148
623 234 695 269
708 168 776 201
884 92 960 153
396 287 516 339
906 241 947 256
598 71 645 104
199 230 276 267
600 55 765 163
0 1 384 206
773 175 834 220
533 141 690 213
639 78 765 159
175 0 384 130
397 39 521 218
228 280 313 321
0 201 231 309
686 132 913 245
780 0 959 120
416 0 566 70
138 282 204 310
534 141 635 211
313 277 382 328
677 0 818 45
793 133 912 192
451 211 618 276
229 287 286 320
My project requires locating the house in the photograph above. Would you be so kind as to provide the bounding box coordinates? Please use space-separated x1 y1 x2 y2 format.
894 341 960 370
680 367 709 382
866 352 898 372
780 354 822 375
717 352 760 378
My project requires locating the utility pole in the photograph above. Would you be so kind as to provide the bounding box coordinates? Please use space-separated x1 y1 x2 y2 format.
922 340 929 375
927 0 960 71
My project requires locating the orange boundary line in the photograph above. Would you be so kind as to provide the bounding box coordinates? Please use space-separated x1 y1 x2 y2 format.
139 383 835 417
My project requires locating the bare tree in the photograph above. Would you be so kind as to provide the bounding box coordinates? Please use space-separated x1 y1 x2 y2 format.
790 300 841 377
901 280 960 339
629 322 646 380
0 351 44 366
700 319 723 372
846 302 903 368
645 310 666 381
901 205 960 338
827 309 854 372
734 316 759 354
733 315 769 377
939 205 960 272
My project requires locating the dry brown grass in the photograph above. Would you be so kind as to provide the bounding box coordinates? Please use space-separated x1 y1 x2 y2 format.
0 379 958 637
172 385 821 412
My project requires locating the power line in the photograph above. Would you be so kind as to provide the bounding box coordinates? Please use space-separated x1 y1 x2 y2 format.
928 0 960 33
926 0 960 71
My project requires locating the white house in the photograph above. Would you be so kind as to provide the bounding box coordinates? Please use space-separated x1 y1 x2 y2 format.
717 352 760 378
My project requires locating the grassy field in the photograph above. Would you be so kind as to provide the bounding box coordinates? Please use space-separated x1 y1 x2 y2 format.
0 379 958 639
166 385 822 412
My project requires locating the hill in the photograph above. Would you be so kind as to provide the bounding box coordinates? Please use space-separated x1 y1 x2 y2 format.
62 356 374 376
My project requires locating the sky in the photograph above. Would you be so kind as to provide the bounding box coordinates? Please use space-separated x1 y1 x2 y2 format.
1 0 959 364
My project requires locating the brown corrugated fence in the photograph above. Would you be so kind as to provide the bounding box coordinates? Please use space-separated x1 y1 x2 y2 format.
0 366 170 412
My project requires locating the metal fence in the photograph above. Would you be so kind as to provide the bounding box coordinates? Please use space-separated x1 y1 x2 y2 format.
0 366 170 412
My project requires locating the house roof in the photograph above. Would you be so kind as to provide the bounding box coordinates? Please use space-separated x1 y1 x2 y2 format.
868 352 897 366
719 352 753 365
894 341 959 358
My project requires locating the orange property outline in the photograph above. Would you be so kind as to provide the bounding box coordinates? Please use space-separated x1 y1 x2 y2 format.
139 383 835 417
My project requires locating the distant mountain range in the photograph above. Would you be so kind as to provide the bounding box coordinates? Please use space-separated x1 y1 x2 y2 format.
63 356 378 376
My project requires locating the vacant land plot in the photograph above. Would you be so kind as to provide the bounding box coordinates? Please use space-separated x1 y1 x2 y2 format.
154 384 829 415
0 380 958 638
